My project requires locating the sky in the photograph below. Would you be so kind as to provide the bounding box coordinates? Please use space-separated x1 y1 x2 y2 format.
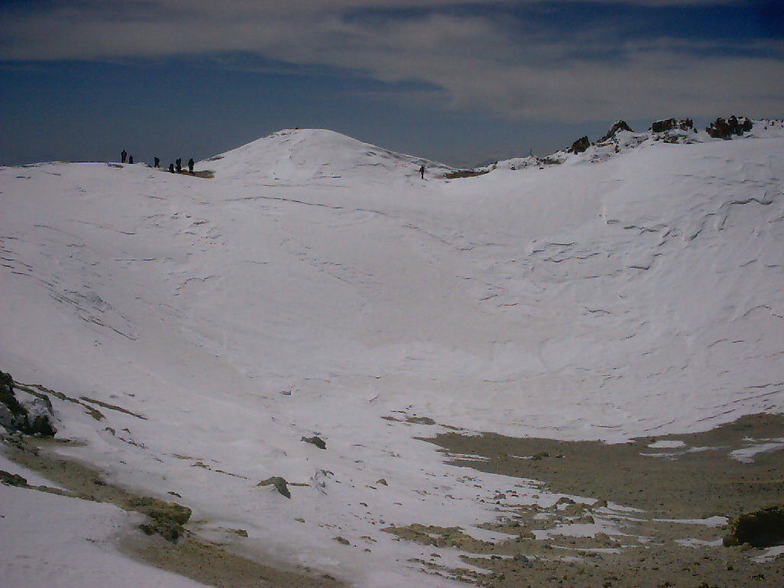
1 0 782 167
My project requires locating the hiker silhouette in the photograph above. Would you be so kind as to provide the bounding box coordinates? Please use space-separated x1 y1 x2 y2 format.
128 155 134 164
121 149 127 163
154 157 160 168
188 158 194 173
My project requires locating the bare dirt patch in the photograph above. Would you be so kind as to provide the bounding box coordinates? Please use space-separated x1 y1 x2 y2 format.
404 413 784 587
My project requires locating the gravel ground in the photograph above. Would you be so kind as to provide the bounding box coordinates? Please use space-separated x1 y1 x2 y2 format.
411 413 784 587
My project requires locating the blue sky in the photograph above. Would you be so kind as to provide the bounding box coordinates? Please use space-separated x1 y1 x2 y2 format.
1 1 782 166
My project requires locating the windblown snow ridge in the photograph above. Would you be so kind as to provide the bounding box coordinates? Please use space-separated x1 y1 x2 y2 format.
480 116 784 174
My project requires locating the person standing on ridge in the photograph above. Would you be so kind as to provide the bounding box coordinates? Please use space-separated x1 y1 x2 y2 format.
154 157 160 168
128 155 134 164
169 163 175 173
121 149 127 163
188 158 194 173
175 158 182 173
419 164 425 179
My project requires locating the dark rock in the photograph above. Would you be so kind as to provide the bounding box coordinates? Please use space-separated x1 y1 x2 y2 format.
650 118 693 133
600 120 633 142
127 496 192 525
651 119 678 133
651 119 676 133
723 505 784 548
28 414 56 437
706 116 753 139
678 118 694 131
1 469 29 487
258 476 291 499
376 478 388 486
128 496 191 543
0 371 56 437
569 136 591 154
0 371 25 418
443 169 490 179
139 519 183 542
513 553 533 567
301 435 326 450
334 536 350 545
406 416 436 425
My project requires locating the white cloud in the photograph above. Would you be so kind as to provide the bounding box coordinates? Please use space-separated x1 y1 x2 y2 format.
1 0 780 121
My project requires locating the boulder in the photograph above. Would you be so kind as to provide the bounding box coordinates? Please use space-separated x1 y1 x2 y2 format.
723 505 784 548
0 371 56 437
651 119 678 133
569 136 591 154
706 116 753 139
258 476 291 499
301 435 326 449
126 496 192 526
127 496 192 543
651 118 696 134
678 118 695 131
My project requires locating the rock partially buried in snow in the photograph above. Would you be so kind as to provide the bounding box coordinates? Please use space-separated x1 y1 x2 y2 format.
126 496 192 526
301 435 327 449
723 505 784 548
127 496 192 542
0 470 29 487
650 118 694 133
258 476 291 499
0 371 56 437
706 115 753 139
599 120 633 142
569 136 591 153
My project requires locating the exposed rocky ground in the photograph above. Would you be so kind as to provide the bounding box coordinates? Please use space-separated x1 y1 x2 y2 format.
0 371 342 588
387 414 784 586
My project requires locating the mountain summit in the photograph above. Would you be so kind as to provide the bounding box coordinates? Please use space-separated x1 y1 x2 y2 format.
203 128 451 183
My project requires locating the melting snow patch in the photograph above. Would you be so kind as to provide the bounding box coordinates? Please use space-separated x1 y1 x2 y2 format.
654 516 728 527
675 537 724 548
646 440 686 449
730 439 784 463
752 545 784 563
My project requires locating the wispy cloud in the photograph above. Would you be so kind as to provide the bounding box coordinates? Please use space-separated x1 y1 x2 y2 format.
1 1 780 121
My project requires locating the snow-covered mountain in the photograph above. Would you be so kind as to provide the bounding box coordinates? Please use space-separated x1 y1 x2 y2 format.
1 124 783 586
205 128 452 184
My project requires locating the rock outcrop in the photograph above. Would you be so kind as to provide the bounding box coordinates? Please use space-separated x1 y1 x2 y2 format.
723 505 784 548
0 371 56 437
599 120 633 142
258 476 291 498
569 136 591 154
706 116 753 139
650 118 694 133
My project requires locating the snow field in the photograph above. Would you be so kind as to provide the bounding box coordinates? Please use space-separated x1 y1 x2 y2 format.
1 125 782 585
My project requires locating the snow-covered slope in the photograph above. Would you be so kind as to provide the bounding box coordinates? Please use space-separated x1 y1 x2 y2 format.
486 118 784 172
204 128 452 184
1 128 783 586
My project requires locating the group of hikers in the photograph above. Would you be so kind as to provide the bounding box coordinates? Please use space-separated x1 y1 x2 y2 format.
120 148 425 179
120 149 194 174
